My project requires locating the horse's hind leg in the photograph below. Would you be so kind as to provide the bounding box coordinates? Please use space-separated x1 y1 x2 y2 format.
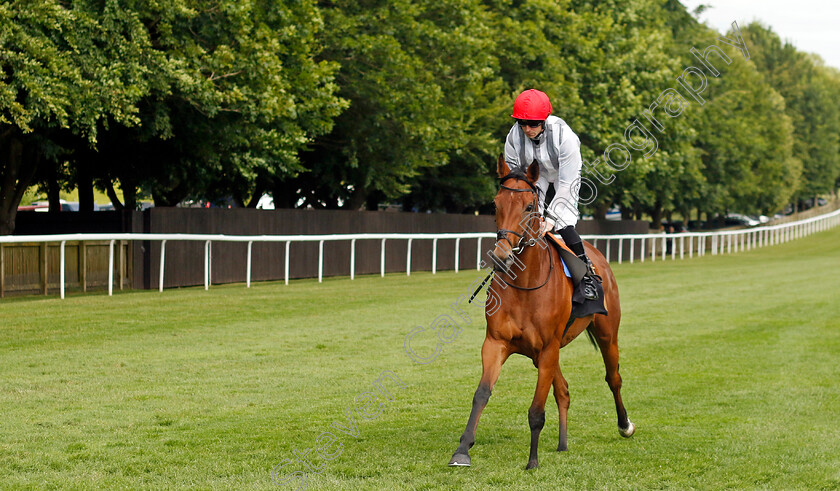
552 365 570 451
449 338 510 467
591 318 635 437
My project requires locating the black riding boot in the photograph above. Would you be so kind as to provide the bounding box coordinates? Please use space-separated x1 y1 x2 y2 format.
558 225 601 301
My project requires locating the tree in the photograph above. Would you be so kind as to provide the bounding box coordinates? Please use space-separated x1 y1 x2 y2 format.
741 23 840 205
692 35 800 218
0 0 148 233
281 0 501 211
84 0 346 209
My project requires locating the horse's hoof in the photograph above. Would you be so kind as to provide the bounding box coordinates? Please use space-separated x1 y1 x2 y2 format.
557 444 568 452
449 453 471 467
619 420 636 438
525 460 539 470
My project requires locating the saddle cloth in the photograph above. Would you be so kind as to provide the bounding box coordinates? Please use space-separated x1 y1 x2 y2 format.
544 232 609 322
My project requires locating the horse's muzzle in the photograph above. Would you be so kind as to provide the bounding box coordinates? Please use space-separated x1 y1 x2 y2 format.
490 244 515 273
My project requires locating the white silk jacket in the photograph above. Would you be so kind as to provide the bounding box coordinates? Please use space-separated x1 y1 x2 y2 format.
503 115 583 228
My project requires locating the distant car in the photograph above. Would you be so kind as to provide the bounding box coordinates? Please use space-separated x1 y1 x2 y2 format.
19 200 103 212
17 204 49 212
20 201 62 212
725 213 760 227
605 206 621 221
804 197 828 209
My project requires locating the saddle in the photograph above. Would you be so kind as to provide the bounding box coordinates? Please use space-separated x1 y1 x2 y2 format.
544 233 608 325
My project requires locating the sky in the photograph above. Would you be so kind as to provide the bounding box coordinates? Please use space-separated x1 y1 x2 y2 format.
679 0 840 70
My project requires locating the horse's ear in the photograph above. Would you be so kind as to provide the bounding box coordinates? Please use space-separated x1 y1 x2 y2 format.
526 159 540 182
497 154 510 178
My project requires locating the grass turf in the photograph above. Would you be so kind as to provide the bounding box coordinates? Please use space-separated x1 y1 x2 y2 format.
1 226 839 489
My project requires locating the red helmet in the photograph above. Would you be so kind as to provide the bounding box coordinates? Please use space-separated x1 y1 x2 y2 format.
511 89 552 120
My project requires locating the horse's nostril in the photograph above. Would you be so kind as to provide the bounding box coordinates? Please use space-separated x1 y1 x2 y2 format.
490 248 509 272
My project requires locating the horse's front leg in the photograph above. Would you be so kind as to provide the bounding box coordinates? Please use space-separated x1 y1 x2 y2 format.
527 344 559 469
449 337 509 467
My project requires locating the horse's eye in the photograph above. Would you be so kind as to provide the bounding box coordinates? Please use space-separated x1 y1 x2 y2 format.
525 204 534 212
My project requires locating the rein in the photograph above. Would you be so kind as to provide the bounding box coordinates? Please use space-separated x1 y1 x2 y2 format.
495 244 554 291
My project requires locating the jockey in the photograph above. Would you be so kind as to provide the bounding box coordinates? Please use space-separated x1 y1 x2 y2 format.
503 89 601 301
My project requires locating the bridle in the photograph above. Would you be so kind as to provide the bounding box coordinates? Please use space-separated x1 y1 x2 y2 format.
496 172 541 254
493 172 554 292
469 173 554 302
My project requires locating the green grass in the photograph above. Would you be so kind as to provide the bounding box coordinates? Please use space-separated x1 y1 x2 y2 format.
1 227 839 490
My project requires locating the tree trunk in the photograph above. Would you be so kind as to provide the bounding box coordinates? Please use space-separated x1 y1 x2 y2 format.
246 181 266 208
593 202 608 220
105 180 124 210
77 161 95 212
0 136 39 235
650 200 663 229
271 179 299 208
344 183 367 211
365 191 381 211
121 177 137 210
47 162 61 213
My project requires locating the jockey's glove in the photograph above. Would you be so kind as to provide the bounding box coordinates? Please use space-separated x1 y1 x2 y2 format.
540 217 556 236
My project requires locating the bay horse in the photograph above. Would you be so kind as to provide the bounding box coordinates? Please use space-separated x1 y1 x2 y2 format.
449 156 634 470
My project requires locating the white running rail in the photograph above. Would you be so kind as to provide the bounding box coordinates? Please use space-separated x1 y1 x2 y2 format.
1 208 838 299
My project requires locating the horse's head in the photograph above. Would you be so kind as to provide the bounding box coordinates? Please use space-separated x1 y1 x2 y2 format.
491 155 541 272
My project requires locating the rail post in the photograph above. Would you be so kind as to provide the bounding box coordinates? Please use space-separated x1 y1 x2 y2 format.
406 238 413 276
432 238 438 274
60 240 66 299
285 241 291 285
350 239 356 280
159 240 167 292
246 241 253 288
319 240 325 283
380 239 386 277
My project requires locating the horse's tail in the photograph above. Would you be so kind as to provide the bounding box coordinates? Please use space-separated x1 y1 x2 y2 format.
585 323 599 351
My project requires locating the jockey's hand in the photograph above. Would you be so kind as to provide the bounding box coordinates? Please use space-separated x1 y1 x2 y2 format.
540 217 556 237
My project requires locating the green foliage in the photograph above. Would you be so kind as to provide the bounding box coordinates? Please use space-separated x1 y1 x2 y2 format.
93 0 347 206
741 23 840 202
0 0 149 231
693 50 800 215
1 0 839 230
288 0 501 210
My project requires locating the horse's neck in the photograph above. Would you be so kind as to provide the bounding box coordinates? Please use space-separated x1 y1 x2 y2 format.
515 243 549 282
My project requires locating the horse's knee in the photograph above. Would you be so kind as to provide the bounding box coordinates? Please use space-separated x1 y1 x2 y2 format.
473 384 492 406
528 407 545 431
605 372 622 391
